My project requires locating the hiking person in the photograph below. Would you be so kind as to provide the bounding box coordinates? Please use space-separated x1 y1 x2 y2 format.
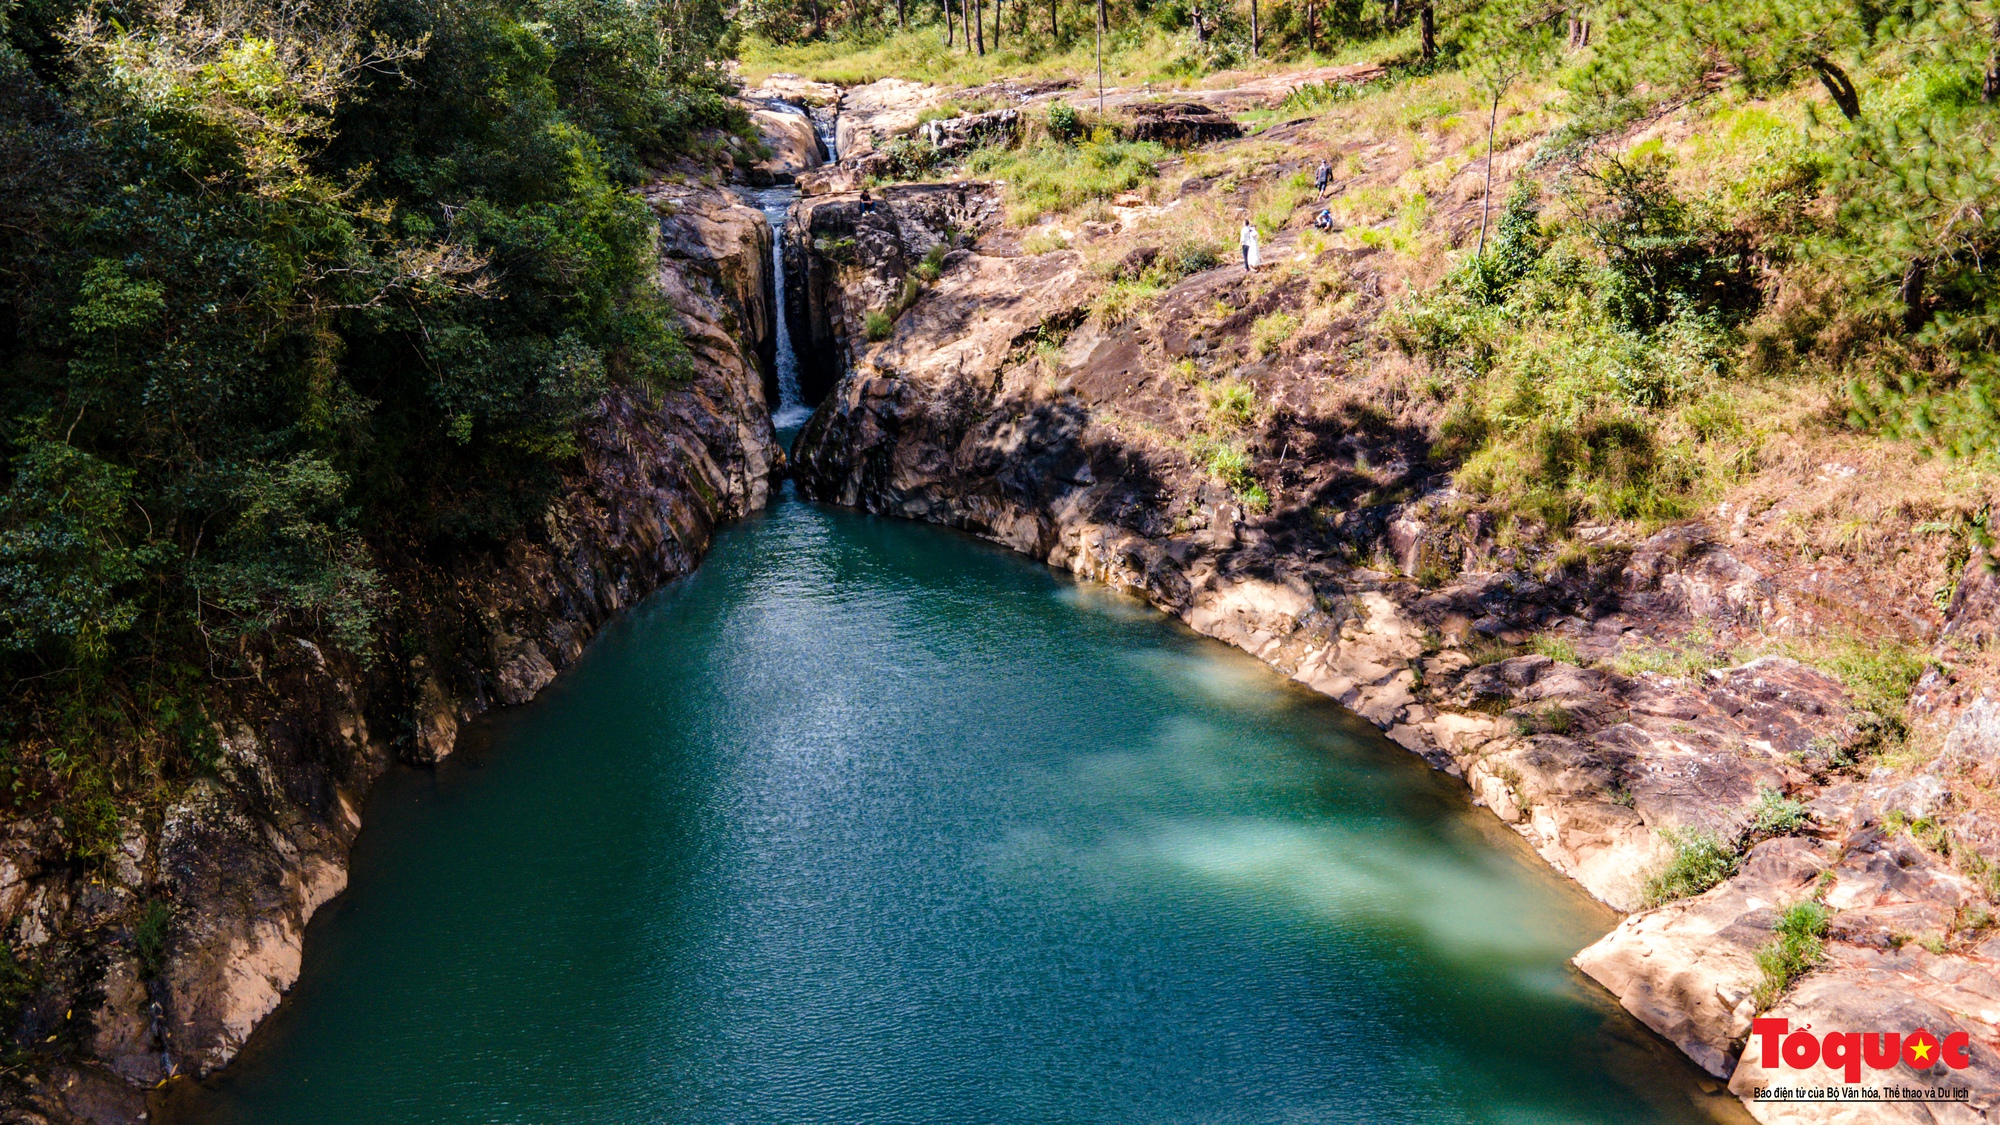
1313 207 1334 232
1315 158 1331 199
1239 219 1260 273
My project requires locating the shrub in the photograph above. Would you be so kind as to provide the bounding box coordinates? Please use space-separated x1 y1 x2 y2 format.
1570 157 1758 333
1047 101 1082 143
913 242 948 282
135 899 173 980
1157 237 1223 280
877 134 941 180
1752 901 1829 1011
1749 786 1811 837
864 310 893 341
1643 826 1739 906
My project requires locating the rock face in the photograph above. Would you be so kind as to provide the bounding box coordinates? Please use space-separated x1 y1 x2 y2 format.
918 107 1020 156
781 182 1000 404
1123 102 1242 147
833 77 953 159
0 183 782 1124
787 174 2000 1122
739 98 826 184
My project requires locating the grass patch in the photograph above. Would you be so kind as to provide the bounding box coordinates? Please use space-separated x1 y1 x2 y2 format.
1752 901 1829 1011
1528 633 1581 665
1251 311 1299 357
969 138 1169 225
865 310 893 341
1643 826 1739 906
1201 377 1258 429
1189 435 1269 512
1748 785 1811 838
1092 277 1165 325
1612 630 1728 679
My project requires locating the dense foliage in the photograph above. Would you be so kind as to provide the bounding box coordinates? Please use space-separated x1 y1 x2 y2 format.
0 0 736 830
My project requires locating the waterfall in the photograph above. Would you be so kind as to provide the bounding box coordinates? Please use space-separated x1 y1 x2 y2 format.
755 186 815 434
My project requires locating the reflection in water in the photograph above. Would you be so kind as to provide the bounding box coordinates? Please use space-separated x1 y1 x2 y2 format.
169 496 1746 1125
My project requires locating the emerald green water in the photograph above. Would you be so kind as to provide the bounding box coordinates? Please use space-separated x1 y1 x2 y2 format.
170 490 1739 1124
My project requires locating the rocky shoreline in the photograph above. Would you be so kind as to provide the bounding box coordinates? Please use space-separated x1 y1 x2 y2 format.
778 109 2000 1117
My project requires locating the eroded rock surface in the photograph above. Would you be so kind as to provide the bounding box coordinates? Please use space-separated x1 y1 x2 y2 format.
786 171 2000 1121
833 77 953 159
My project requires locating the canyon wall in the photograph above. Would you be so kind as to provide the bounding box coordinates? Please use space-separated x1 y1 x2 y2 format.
0 184 783 1125
787 180 2000 1123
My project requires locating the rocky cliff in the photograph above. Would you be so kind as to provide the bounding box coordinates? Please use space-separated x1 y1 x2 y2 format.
787 179 2000 1122
0 183 783 1125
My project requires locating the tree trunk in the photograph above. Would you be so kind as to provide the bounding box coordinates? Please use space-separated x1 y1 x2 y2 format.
975 0 986 53
993 0 1002 48
1903 258 1930 334
1811 57 1860 119
1251 0 1260 56
1307 0 1316 52
1420 3 1435 62
1987 16 1999 102
963 0 972 52
898 0 905 29
1051 0 1058 41
1476 86 1501 258
1096 0 1106 113
1387 0 1399 26
945 0 954 45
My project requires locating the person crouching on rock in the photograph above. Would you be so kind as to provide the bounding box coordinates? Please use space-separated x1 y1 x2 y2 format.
1239 218 1260 273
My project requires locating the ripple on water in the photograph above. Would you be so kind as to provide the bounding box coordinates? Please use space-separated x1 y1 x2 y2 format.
167 495 1744 1125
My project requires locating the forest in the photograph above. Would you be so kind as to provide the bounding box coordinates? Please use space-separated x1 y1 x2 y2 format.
0 0 738 849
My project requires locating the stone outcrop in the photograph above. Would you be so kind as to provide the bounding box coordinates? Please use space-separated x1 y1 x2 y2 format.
736 90 827 185
741 103 825 183
0 183 782 1124
917 107 1020 156
833 77 953 159
786 169 2000 1121
781 182 1001 404
1123 102 1242 147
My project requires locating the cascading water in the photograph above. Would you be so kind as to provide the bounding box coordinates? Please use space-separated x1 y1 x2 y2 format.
754 185 816 435
810 105 838 161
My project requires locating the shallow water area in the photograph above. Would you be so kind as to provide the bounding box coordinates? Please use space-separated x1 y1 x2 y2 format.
166 491 1746 1124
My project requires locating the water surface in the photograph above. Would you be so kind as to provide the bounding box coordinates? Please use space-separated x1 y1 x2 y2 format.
170 493 1741 1124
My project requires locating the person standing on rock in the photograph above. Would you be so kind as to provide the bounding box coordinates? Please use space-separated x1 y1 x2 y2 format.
1239 218 1261 273
1315 159 1331 199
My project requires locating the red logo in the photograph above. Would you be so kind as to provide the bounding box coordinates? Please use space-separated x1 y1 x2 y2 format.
1752 1019 1972 1083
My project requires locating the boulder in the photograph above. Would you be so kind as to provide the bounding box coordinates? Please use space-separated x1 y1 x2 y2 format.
741 102 824 183
836 77 954 158
1122 102 1242 147
918 107 1020 156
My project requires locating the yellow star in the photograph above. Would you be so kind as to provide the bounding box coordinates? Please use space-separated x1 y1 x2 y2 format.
1912 1040 1934 1063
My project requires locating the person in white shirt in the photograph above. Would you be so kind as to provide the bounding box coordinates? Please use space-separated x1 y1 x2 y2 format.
1239 220 1260 273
